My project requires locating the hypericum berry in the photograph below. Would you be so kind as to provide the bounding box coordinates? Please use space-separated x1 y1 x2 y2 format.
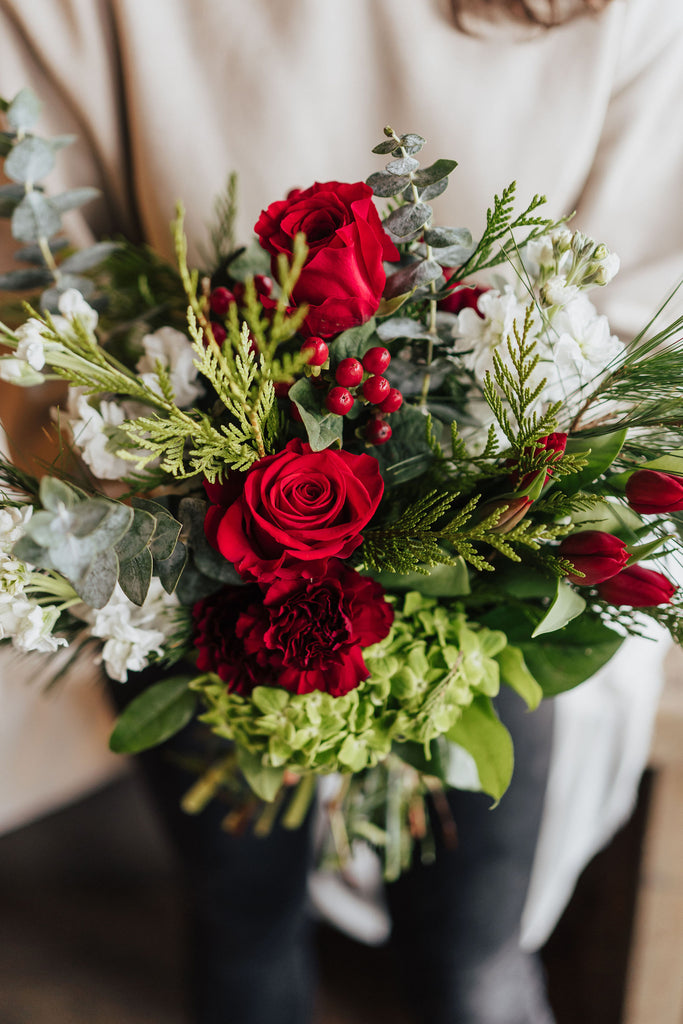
254 274 273 296
301 337 329 367
362 346 391 375
335 357 364 388
379 388 403 414
325 387 355 416
362 374 390 404
209 287 235 316
209 322 227 345
366 418 393 445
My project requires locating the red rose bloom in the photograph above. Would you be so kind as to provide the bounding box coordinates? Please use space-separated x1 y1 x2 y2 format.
209 438 384 583
254 181 399 338
596 564 677 607
191 566 393 698
558 530 630 586
626 469 683 515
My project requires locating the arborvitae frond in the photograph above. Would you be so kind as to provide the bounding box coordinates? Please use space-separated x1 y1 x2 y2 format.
534 490 604 517
482 308 561 450
457 183 555 276
207 173 238 266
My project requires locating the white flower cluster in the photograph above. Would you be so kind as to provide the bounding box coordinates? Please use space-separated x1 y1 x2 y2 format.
85 579 179 683
0 289 99 386
0 506 68 653
62 326 201 481
451 228 624 440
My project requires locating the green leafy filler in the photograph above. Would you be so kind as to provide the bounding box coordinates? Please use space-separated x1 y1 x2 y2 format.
189 592 539 803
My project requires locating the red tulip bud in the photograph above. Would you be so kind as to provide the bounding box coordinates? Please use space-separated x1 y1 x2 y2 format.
480 495 533 533
512 433 568 493
558 531 629 585
596 564 677 607
626 469 683 515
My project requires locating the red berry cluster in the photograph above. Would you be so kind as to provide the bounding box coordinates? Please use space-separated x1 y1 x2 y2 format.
295 343 402 445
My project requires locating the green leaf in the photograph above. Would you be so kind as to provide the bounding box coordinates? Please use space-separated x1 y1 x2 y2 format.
59 241 122 273
109 676 197 753
0 182 25 217
423 226 472 249
383 202 432 239
6 88 42 132
251 686 290 715
155 542 188 594
431 243 477 268
5 136 56 183
561 428 627 492
11 192 61 242
118 547 153 606
338 735 369 772
412 159 457 187
131 498 181 560
326 319 377 365
445 695 513 803
289 377 343 451
236 746 284 802
39 476 78 512
532 579 586 637
177 497 243 585
639 448 683 474
74 547 119 608
626 536 669 564
496 645 543 710
366 170 411 197
375 559 470 597
114 507 156 562
400 133 426 155
570 499 643 537
383 258 441 299
0 267 52 290
50 187 100 214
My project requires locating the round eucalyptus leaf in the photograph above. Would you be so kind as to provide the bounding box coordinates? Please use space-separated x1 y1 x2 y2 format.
383 202 432 239
412 159 458 188
51 186 100 214
424 226 473 249
6 88 42 132
385 155 419 175
0 267 52 290
366 170 410 197
400 133 426 155
59 241 122 273
11 192 61 243
5 136 56 184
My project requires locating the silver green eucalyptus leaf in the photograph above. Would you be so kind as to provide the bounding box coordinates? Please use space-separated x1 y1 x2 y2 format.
372 139 401 155
154 541 188 594
5 136 56 183
412 159 457 188
74 547 119 608
13 238 68 264
383 202 432 239
406 178 449 203
114 506 157 563
385 155 419 175
399 133 426 155
429 243 478 268
383 257 442 299
50 187 100 214
131 498 182 561
0 183 24 217
6 88 42 132
58 241 122 273
11 192 61 242
0 267 52 290
423 226 473 249
366 170 410 198
39 476 79 512
118 547 153 606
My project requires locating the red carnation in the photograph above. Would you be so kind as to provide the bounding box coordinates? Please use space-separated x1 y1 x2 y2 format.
596 564 677 607
626 470 683 515
558 531 630 586
255 181 399 338
207 438 384 583
191 566 393 698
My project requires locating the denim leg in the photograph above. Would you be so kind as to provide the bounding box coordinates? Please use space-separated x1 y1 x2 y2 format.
386 688 556 1024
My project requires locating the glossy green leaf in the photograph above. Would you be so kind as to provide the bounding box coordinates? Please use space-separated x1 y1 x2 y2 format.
237 746 285 802
445 696 514 803
289 377 343 451
560 428 627 492
109 676 197 754
496 645 543 710
532 579 586 637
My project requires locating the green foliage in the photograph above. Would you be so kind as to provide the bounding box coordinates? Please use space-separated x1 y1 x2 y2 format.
458 181 555 276
446 696 513 804
109 675 197 754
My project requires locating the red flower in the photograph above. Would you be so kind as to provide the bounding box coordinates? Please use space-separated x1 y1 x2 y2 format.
626 470 683 515
191 566 393 698
511 433 568 492
208 438 384 583
558 531 630 585
596 564 677 607
439 281 488 316
192 584 263 694
255 181 399 338
237 564 394 697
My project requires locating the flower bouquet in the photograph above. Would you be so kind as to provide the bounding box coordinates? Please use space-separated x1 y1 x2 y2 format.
1 87 682 876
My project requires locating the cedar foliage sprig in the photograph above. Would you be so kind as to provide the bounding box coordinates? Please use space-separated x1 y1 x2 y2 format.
457 182 556 277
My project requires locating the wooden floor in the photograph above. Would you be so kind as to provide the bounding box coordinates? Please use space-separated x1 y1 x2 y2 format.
0 766 653 1024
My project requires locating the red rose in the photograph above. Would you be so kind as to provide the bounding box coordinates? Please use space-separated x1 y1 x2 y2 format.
236 563 394 697
254 181 399 338
626 470 683 515
439 281 489 316
209 438 384 582
596 564 677 607
558 531 630 585
192 584 263 694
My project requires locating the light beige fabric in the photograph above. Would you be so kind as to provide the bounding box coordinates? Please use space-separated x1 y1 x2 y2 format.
0 0 682 941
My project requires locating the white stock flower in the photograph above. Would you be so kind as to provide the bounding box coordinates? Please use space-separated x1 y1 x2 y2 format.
0 593 67 653
57 288 99 332
86 580 178 683
136 326 203 408
452 287 542 382
0 357 46 386
0 505 32 554
540 275 579 308
550 294 624 382
15 318 49 370
64 388 132 480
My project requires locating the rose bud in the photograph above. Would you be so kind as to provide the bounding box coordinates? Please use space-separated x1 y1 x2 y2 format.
479 495 532 533
558 531 629 585
596 564 677 607
625 469 683 515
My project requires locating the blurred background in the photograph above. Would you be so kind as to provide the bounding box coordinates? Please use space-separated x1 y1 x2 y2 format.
0 650 680 1024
